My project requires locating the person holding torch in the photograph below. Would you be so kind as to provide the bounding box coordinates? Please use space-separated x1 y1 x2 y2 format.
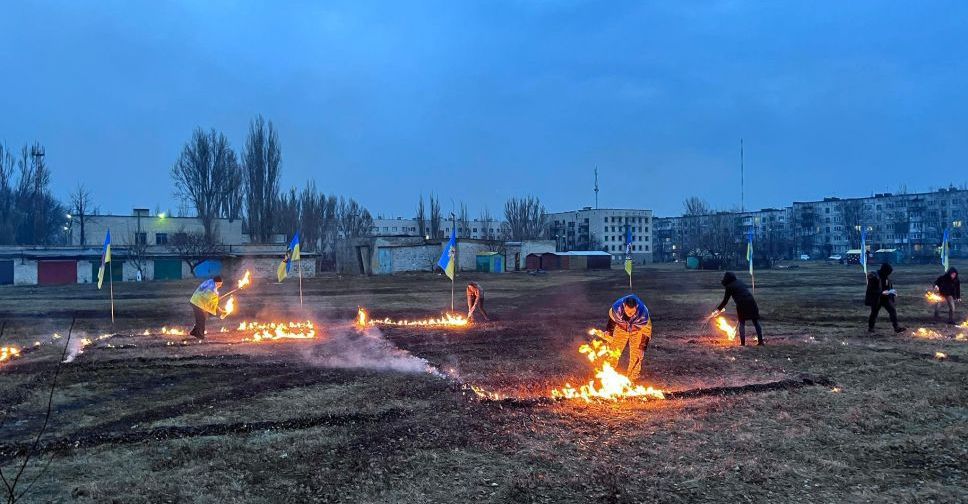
714 272 764 346
866 263 906 333
932 267 960 324
603 294 653 381
188 275 229 339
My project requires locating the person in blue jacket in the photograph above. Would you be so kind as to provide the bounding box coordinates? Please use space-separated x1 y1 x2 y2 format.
604 294 653 381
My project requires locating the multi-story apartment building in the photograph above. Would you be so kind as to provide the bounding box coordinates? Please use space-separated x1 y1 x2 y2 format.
547 207 653 264
652 187 968 263
370 217 506 240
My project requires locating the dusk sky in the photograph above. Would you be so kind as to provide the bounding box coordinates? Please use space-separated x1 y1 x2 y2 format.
2 0 967 218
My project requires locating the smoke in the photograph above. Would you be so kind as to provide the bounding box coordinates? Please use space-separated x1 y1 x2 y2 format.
62 333 91 363
300 324 441 376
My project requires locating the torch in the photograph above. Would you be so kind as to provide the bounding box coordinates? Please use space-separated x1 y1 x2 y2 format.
219 270 252 299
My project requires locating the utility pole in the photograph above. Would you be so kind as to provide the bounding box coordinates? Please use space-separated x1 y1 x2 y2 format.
594 166 599 209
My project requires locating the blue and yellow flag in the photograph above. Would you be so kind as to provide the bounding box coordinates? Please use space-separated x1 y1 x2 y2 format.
97 229 111 289
277 231 301 283
624 226 633 278
860 226 868 276
437 227 457 280
941 228 950 272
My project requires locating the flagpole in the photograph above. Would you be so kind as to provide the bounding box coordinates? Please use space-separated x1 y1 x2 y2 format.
108 260 115 324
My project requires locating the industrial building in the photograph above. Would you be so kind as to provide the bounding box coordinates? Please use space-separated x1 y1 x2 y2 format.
547 207 654 264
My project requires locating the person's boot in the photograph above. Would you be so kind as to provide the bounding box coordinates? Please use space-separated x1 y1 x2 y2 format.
757 338 764 346
867 327 875 333
894 326 907 333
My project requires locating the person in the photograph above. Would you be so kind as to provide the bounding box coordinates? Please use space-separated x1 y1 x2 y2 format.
466 282 489 321
603 294 653 381
865 263 906 333
715 272 764 346
933 267 960 324
189 276 226 339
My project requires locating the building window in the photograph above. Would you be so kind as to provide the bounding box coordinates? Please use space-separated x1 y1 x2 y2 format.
155 233 168 245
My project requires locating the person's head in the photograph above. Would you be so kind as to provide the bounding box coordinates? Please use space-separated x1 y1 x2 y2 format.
622 296 639 317
721 272 737 286
213 275 223 288
949 267 959 280
878 263 893 277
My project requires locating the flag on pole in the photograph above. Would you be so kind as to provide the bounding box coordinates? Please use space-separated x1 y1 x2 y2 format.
437 227 457 280
941 228 950 272
276 231 301 283
624 226 633 278
97 229 111 289
746 228 754 276
860 226 868 276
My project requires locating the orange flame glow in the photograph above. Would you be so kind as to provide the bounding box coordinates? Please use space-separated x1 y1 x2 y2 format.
237 270 252 290
0 346 21 364
356 307 369 329
925 291 946 304
935 351 947 360
714 316 737 341
238 321 317 342
161 327 186 336
367 312 469 327
222 297 236 318
912 328 943 340
551 332 665 402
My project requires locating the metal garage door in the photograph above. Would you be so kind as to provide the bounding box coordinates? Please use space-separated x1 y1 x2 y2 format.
38 260 77 285
91 261 124 283
153 259 182 280
0 260 13 285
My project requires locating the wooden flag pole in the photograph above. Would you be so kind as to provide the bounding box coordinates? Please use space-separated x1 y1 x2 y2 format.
108 260 115 324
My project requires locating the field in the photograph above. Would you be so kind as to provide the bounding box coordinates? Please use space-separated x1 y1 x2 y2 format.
0 263 965 503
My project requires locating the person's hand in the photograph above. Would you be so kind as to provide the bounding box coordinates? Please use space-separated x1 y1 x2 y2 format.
934 285 940 291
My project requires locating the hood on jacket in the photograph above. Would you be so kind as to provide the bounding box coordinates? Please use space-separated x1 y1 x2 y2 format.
947 267 959 277
721 272 737 286
878 263 893 277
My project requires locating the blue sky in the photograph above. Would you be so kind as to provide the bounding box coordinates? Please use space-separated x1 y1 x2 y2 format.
2 0 966 218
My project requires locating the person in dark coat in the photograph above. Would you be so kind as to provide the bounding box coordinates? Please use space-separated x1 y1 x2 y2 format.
865 263 906 333
715 272 763 346
933 267 960 324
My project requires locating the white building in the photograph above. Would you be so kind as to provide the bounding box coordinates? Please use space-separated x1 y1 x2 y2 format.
68 208 245 247
370 217 506 240
547 207 654 264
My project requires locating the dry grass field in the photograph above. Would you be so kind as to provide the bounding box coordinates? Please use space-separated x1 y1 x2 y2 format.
0 262 965 503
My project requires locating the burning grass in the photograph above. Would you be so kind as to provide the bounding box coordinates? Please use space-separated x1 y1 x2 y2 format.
550 332 665 402
357 307 469 328
238 321 317 342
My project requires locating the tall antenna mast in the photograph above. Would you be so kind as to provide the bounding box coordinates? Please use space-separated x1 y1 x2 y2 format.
740 139 745 212
594 166 599 209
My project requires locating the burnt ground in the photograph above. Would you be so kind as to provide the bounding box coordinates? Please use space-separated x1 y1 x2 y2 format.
0 263 965 503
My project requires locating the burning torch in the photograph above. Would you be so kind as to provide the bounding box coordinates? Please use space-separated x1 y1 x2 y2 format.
220 270 252 298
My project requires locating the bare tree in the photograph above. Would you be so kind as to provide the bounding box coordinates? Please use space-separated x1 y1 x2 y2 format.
0 144 16 244
429 194 442 239
457 202 470 239
13 143 64 246
479 207 495 240
275 187 300 241
171 128 239 239
838 199 869 249
124 232 149 279
683 196 711 216
242 115 282 243
300 181 325 253
0 318 74 504
415 194 427 238
504 196 547 240
169 230 224 275
69 184 94 246
320 195 339 267
336 198 374 240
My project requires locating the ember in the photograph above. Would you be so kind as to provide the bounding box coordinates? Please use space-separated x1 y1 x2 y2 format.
364 310 469 327
0 346 21 364
161 327 187 336
912 328 943 340
935 351 947 360
238 321 317 341
551 333 665 402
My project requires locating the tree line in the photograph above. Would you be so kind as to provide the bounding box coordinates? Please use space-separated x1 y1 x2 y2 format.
412 194 547 241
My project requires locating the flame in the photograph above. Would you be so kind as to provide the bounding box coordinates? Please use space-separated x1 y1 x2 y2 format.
925 291 946 304
714 316 737 341
912 328 943 340
956 333 966 341
161 327 186 336
224 297 236 317
0 346 21 364
958 320 968 329
237 321 317 342
551 332 664 402
935 351 947 360
369 312 469 327
357 307 369 329
237 270 252 290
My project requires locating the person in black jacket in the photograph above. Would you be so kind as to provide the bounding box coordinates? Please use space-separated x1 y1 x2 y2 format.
865 263 906 333
715 272 763 346
933 267 960 324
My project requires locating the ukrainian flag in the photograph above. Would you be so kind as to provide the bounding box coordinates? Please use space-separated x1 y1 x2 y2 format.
277 231 301 283
942 228 950 272
624 226 633 278
437 227 457 280
860 226 868 276
97 229 111 290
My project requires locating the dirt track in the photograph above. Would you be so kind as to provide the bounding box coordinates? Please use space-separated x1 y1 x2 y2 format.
0 263 965 503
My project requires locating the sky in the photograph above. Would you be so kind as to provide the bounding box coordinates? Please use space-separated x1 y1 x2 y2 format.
2 0 967 218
